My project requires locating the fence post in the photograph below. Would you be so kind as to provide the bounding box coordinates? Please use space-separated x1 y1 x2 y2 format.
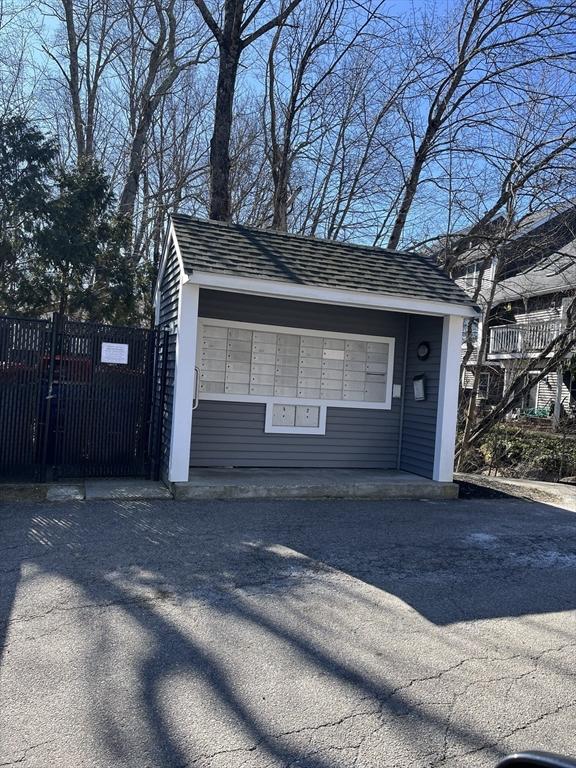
39 313 62 481
150 330 169 481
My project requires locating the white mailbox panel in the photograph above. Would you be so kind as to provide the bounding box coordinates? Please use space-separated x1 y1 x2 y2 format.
197 321 395 427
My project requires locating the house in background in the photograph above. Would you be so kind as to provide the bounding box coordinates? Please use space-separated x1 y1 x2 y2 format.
452 204 576 419
154 215 475 492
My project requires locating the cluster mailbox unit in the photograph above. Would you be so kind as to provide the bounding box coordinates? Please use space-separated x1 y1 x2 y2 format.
155 215 476 485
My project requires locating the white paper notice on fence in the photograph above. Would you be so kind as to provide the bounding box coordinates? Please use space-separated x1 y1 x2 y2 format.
101 342 129 365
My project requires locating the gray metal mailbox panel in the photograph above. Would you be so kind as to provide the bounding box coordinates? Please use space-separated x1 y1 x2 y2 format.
250 383 274 395
345 340 367 360
272 404 296 425
322 367 345 381
204 325 228 338
298 387 322 398
228 328 252 341
200 381 225 393
299 356 322 369
226 361 250 373
225 382 250 394
253 331 277 344
226 372 250 384
277 334 299 350
252 352 276 365
344 360 366 372
201 370 226 383
198 321 393 407
301 336 323 347
274 385 298 397
227 340 252 354
203 337 227 349
323 338 345 350
296 405 320 427
344 369 365 382
343 389 365 400
250 366 275 378
201 358 226 372
298 376 322 388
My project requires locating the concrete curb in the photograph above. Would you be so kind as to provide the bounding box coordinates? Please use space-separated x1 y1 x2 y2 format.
172 481 458 501
0 480 173 503
1 477 458 503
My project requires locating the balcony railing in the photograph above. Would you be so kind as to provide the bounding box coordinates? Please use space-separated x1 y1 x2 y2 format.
489 320 564 356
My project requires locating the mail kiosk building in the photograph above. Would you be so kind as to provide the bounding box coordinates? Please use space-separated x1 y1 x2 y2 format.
155 215 476 485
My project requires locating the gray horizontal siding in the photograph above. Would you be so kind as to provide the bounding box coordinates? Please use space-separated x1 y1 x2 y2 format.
191 401 400 468
192 290 407 469
157 244 181 479
158 245 180 326
198 290 407 337
399 315 443 478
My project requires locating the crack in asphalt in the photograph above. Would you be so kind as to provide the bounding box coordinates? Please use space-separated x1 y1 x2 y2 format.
162 642 576 767
0 740 56 767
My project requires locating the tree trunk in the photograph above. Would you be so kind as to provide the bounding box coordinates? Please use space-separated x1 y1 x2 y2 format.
209 42 241 221
62 0 86 159
118 114 149 220
271 152 289 230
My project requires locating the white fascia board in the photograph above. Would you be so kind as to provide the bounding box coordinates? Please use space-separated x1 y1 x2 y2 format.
170 221 187 278
154 222 188 325
187 270 478 318
153 231 171 324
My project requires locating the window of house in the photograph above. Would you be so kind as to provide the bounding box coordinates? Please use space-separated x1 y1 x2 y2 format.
196 319 395 435
462 318 479 343
478 372 490 399
463 263 479 291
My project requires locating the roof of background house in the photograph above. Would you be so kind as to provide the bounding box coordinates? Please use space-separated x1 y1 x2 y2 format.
169 214 473 307
450 202 576 275
493 244 576 304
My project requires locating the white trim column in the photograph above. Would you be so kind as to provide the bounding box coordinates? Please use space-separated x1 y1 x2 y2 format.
168 282 199 482
433 314 464 482
553 364 563 427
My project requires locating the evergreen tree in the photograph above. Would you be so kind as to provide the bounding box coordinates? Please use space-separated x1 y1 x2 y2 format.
0 116 57 313
20 160 133 322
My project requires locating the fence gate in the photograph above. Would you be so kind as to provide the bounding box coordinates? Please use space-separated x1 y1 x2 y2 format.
0 314 165 482
0 317 52 481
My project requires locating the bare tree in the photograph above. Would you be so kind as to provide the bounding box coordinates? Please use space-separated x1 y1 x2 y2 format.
385 0 576 250
114 0 211 225
39 0 125 160
0 1 42 117
191 0 304 222
263 10 417 241
264 0 378 231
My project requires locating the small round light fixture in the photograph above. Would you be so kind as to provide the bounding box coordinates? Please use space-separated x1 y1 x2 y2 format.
417 342 430 361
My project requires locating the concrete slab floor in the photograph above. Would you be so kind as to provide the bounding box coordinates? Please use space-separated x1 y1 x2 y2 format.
175 468 458 501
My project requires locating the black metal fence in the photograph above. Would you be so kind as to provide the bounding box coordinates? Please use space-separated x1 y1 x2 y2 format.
0 314 168 482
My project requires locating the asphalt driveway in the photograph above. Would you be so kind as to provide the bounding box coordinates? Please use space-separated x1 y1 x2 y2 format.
1 496 575 768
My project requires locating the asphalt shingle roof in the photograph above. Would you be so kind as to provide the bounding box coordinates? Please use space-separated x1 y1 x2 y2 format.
493 245 576 305
171 215 473 307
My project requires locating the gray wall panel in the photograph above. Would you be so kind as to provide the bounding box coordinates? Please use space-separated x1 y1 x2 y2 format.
190 401 400 468
399 315 443 478
157 245 180 479
190 290 411 469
